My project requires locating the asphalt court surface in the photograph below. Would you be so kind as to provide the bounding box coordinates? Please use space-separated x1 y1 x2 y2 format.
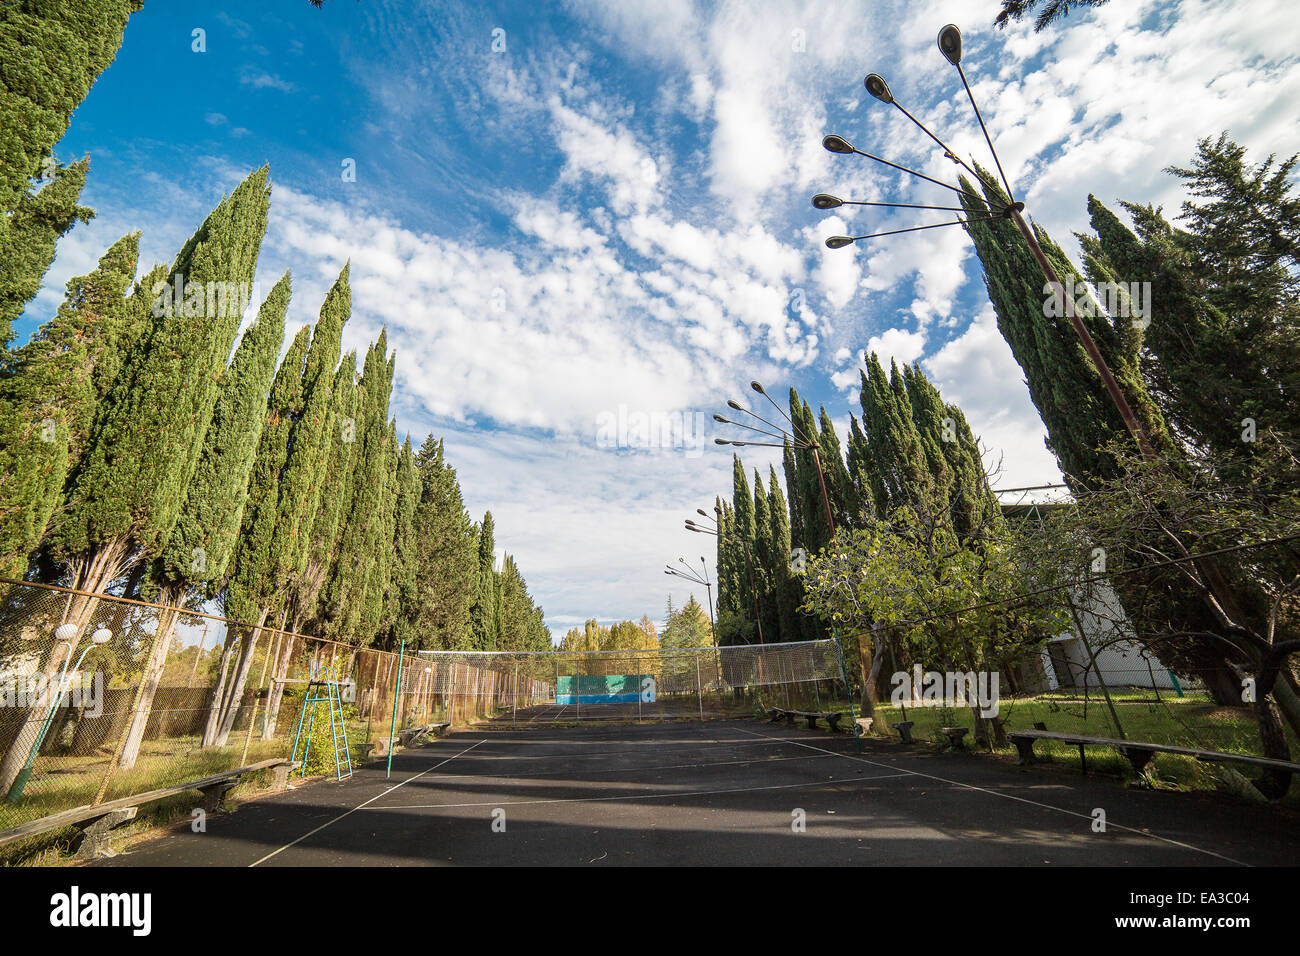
97 718 1300 866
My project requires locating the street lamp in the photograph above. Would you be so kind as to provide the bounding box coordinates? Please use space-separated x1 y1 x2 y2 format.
664 558 717 641
815 22 1157 459
684 511 765 644
8 623 113 802
715 381 836 536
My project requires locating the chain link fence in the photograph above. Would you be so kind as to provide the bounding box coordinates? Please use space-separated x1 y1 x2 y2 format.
0 579 504 834
0 580 859 838
416 639 854 725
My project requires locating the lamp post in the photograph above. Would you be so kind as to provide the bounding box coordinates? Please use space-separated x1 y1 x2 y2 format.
664 557 717 640
714 384 863 751
8 623 113 802
816 23 1157 460
715 380 836 537
685 511 765 644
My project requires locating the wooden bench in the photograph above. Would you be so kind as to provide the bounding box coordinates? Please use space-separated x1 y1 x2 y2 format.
894 720 915 744
768 708 845 732
396 722 451 748
0 758 298 861
1007 730 1300 789
940 727 969 750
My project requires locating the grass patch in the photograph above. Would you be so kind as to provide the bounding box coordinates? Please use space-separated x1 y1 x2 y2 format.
868 689 1300 803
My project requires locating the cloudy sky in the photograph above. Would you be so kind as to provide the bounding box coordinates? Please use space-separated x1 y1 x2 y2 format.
22 0 1300 640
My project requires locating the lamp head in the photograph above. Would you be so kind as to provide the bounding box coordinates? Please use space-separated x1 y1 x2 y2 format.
712 414 728 423
812 193 844 210
822 134 855 154
864 73 893 103
696 509 708 517
750 381 765 394
90 627 112 645
726 400 743 411
938 24 962 65
825 236 856 249
55 623 77 642
714 438 730 445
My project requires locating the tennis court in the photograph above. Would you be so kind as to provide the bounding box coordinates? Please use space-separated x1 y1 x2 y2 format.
96 718 1300 867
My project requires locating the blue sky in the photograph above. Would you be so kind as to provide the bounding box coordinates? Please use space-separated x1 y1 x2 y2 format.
22 0 1300 640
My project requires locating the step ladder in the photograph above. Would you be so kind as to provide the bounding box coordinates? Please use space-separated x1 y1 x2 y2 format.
290 663 353 781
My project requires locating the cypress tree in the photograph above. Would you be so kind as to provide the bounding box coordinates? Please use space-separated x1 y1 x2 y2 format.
846 414 879 523
0 0 142 218
48 167 271 594
470 511 499 649
357 417 399 645
291 349 360 633
961 167 1250 703
766 464 799 642
0 232 139 574
405 435 477 651
789 392 830 553
119 274 289 768
214 268 349 746
0 169 270 796
751 470 779 645
816 407 854 527
320 333 394 646
781 440 804 550
959 168 1173 486
0 157 93 344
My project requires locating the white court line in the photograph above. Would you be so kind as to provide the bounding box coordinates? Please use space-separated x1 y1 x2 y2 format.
395 750 837 785
437 735 794 764
247 739 486 867
735 727 1247 866
359 771 911 811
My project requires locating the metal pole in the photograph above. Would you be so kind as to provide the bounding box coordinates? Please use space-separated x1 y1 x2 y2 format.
832 628 863 753
696 655 704 720
386 640 403 779
513 662 519 727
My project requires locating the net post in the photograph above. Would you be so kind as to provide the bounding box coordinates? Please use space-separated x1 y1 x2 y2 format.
832 628 863 753
386 639 403 779
512 661 519 727
696 654 704 720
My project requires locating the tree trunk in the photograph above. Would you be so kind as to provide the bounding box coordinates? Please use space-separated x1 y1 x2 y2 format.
212 608 274 747
118 588 183 770
0 541 129 798
201 631 239 747
261 628 298 739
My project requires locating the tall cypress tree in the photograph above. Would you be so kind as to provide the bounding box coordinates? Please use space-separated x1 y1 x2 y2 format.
0 0 142 222
766 464 799 642
0 157 94 343
404 435 477 651
118 274 289 768
751 470 779 645
213 267 348 746
291 350 360 633
48 167 271 596
961 166 1252 703
816 407 854 527
470 511 498 649
0 170 270 796
0 231 139 574
320 333 393 646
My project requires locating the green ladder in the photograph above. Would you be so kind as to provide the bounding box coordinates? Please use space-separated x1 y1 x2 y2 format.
290 664 353 781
